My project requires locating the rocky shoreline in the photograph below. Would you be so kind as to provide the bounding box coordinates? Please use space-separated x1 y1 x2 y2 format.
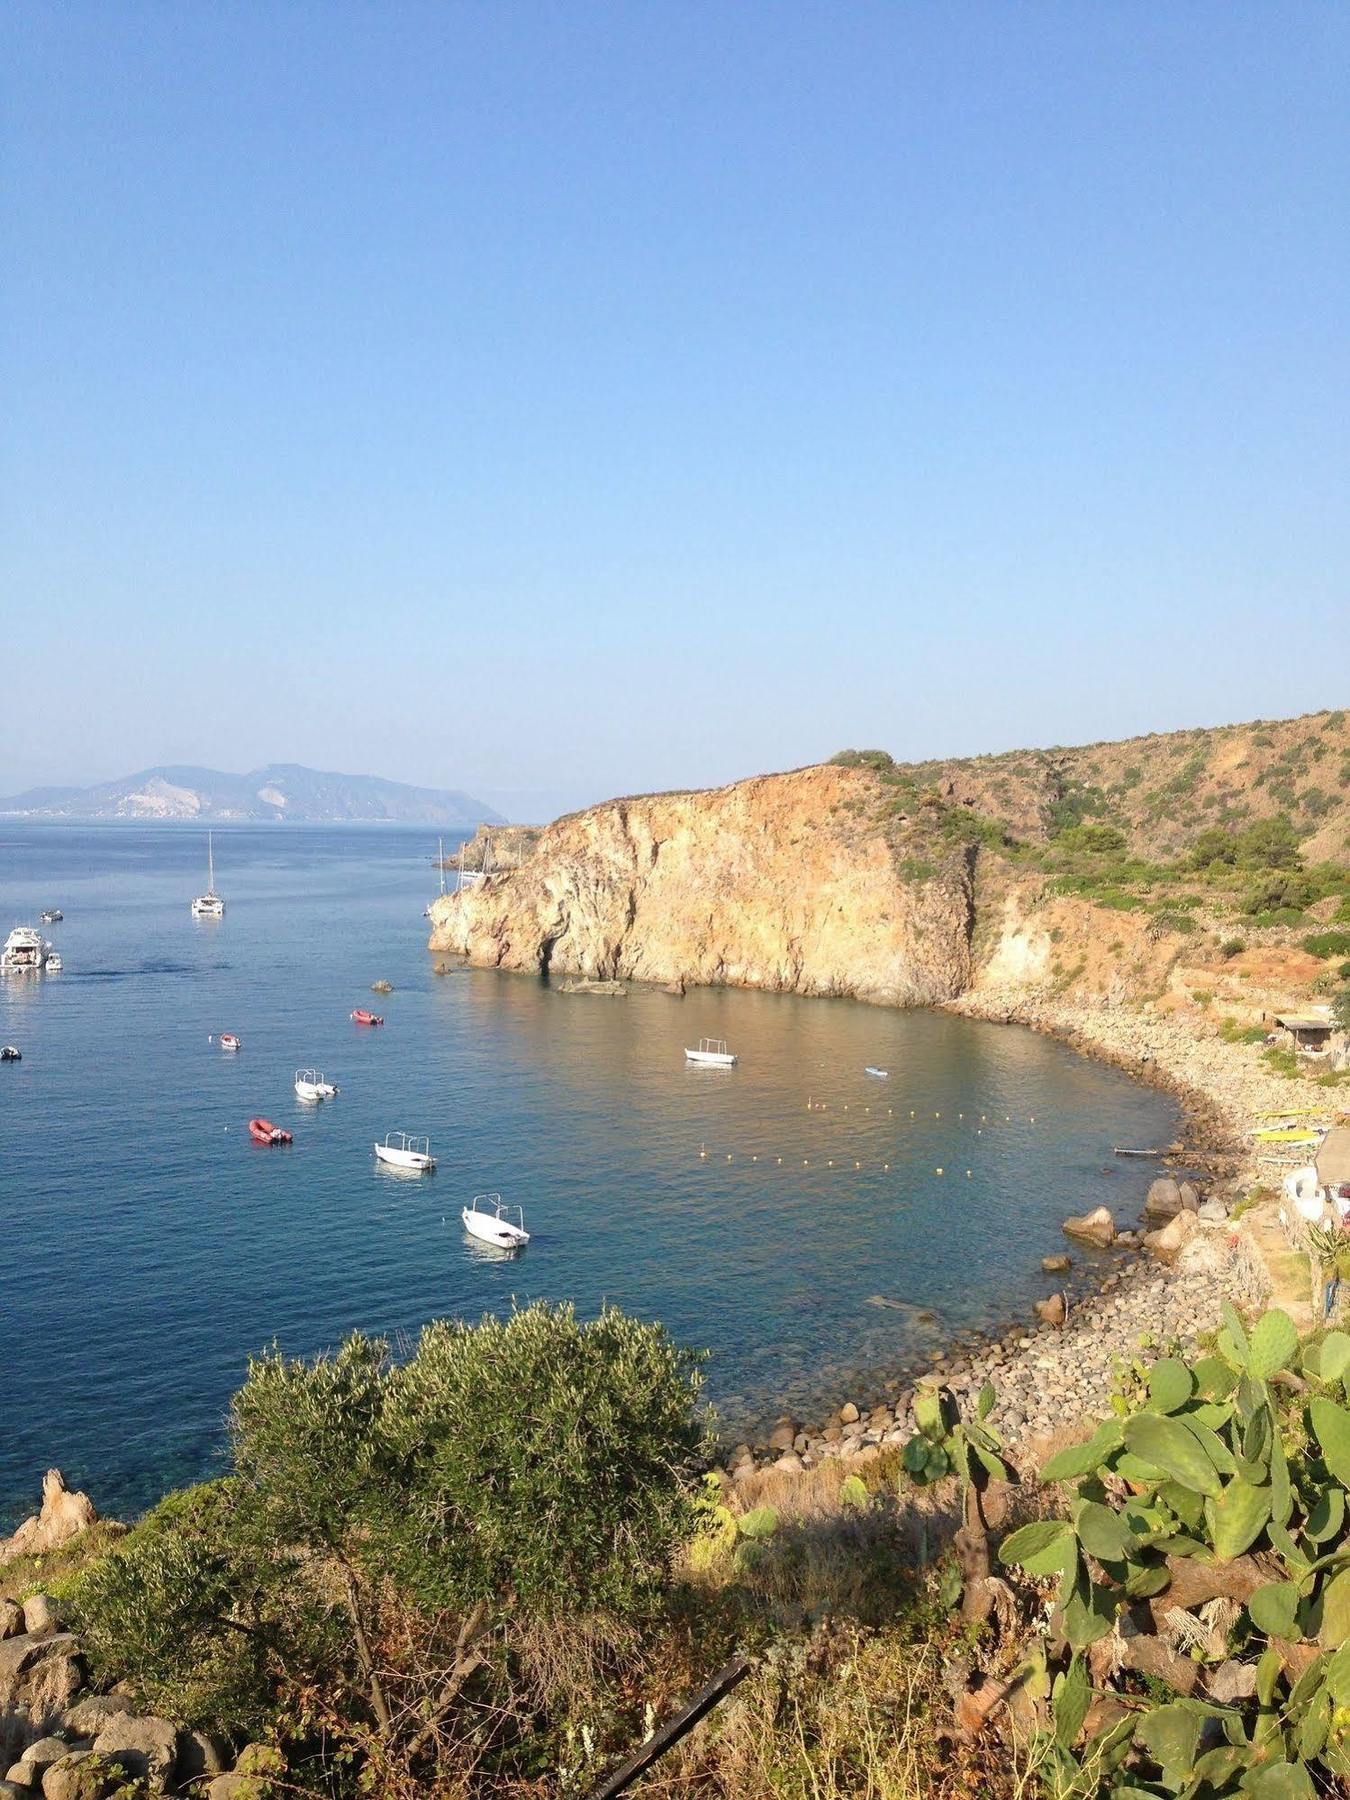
726 991 1315 1481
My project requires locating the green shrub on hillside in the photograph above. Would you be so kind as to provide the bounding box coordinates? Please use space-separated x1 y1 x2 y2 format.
67 1303 708 1754
1304 929 1350 961
829 748 895 770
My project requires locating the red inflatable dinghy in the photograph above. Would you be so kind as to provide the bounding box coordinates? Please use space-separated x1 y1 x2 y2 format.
249 1118 292 1145
350 1009 384 1026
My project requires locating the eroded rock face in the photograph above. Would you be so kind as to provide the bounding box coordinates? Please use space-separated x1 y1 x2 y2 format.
428 766 975 1006
0 1475 97 1566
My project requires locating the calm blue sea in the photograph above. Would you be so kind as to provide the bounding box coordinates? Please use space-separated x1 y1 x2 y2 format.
0 823 1178 1527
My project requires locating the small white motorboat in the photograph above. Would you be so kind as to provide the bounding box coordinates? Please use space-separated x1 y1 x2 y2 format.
685 1037 737 1067
374 1131 436 1173
864 1066 888 1078
1 1046 20 1062
295 1069 339 1101
461 1193 529 1250
41 908 63 924
215 1032 242 1052
45 954 62 972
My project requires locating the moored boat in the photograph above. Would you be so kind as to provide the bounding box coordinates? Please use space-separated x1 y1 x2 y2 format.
191 831 225 919
864 1066 889 1078
249 1118 292 1145
295 1069 339 1101
1 1045 20 1062
40 908 63 923
373 1131 435 1172
216 1032 242 1052
461 1193 529 1250
1 927 52 974
685 1037 737 1067
45 954 62 972
351 1009 384 1027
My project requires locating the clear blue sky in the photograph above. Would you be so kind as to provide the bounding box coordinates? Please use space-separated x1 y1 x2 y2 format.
4 5 1347 819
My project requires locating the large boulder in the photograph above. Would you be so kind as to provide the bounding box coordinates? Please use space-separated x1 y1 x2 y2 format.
1144 1179 1183 1220
0 1634 86 1729
766 1418 799 1452
89 1718 177 1792
1034 1293 1067 1328
206 1745 285 1800
21 1599 58 1640
1178 1180 1202 1213
174 1733 231 1785
60 1701 131 1741
16 1745 68 1779
1062 1207 1115 1249
0 1476 97 1566
1144 1211 1199 1263
41 1757 123 1800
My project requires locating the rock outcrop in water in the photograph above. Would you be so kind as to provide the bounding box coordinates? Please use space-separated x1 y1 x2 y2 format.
428 764 976 1005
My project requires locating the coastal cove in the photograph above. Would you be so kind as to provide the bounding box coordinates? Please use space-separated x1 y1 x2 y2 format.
0 824 1178 1530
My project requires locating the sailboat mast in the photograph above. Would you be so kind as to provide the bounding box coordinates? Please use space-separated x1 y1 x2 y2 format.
207 831 214 893
438 837 445 897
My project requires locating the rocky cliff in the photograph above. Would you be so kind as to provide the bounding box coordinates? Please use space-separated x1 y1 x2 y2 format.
428 709 1350 1011
429 765 975 1004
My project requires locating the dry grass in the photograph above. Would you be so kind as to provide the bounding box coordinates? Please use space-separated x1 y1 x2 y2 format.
631 1621 1007 1800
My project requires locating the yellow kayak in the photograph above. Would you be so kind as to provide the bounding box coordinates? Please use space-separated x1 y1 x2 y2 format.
1252 1128 1322 1145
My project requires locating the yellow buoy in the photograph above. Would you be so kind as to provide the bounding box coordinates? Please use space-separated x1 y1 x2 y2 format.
855 1160 861 1169
966 1169 972 1177
884 1162 890 1171
936 1167 944 1175
727 1154 732 1162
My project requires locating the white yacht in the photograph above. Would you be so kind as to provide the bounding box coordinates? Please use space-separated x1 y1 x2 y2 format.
191 832 225 919
1 927 52 974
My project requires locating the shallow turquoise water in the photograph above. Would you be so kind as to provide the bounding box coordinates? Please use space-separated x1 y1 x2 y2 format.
0 823 1177 1525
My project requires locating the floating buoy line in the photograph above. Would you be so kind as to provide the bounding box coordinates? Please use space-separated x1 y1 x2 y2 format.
693 1104 1039 1175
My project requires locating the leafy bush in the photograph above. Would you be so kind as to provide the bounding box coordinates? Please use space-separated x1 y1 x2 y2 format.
1243 872 1317 916
1304 930 1350 961
829 748 895 770
1055 823 1127 855
1220 938 1246 959
1149 909 1198 935
67 1304 708 1752
1219 1018 1268 1046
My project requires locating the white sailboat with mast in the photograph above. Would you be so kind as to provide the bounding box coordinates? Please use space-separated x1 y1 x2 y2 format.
191 831 225 918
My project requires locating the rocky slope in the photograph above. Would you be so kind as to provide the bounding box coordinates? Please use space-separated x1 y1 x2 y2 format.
429 709 1348 1004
